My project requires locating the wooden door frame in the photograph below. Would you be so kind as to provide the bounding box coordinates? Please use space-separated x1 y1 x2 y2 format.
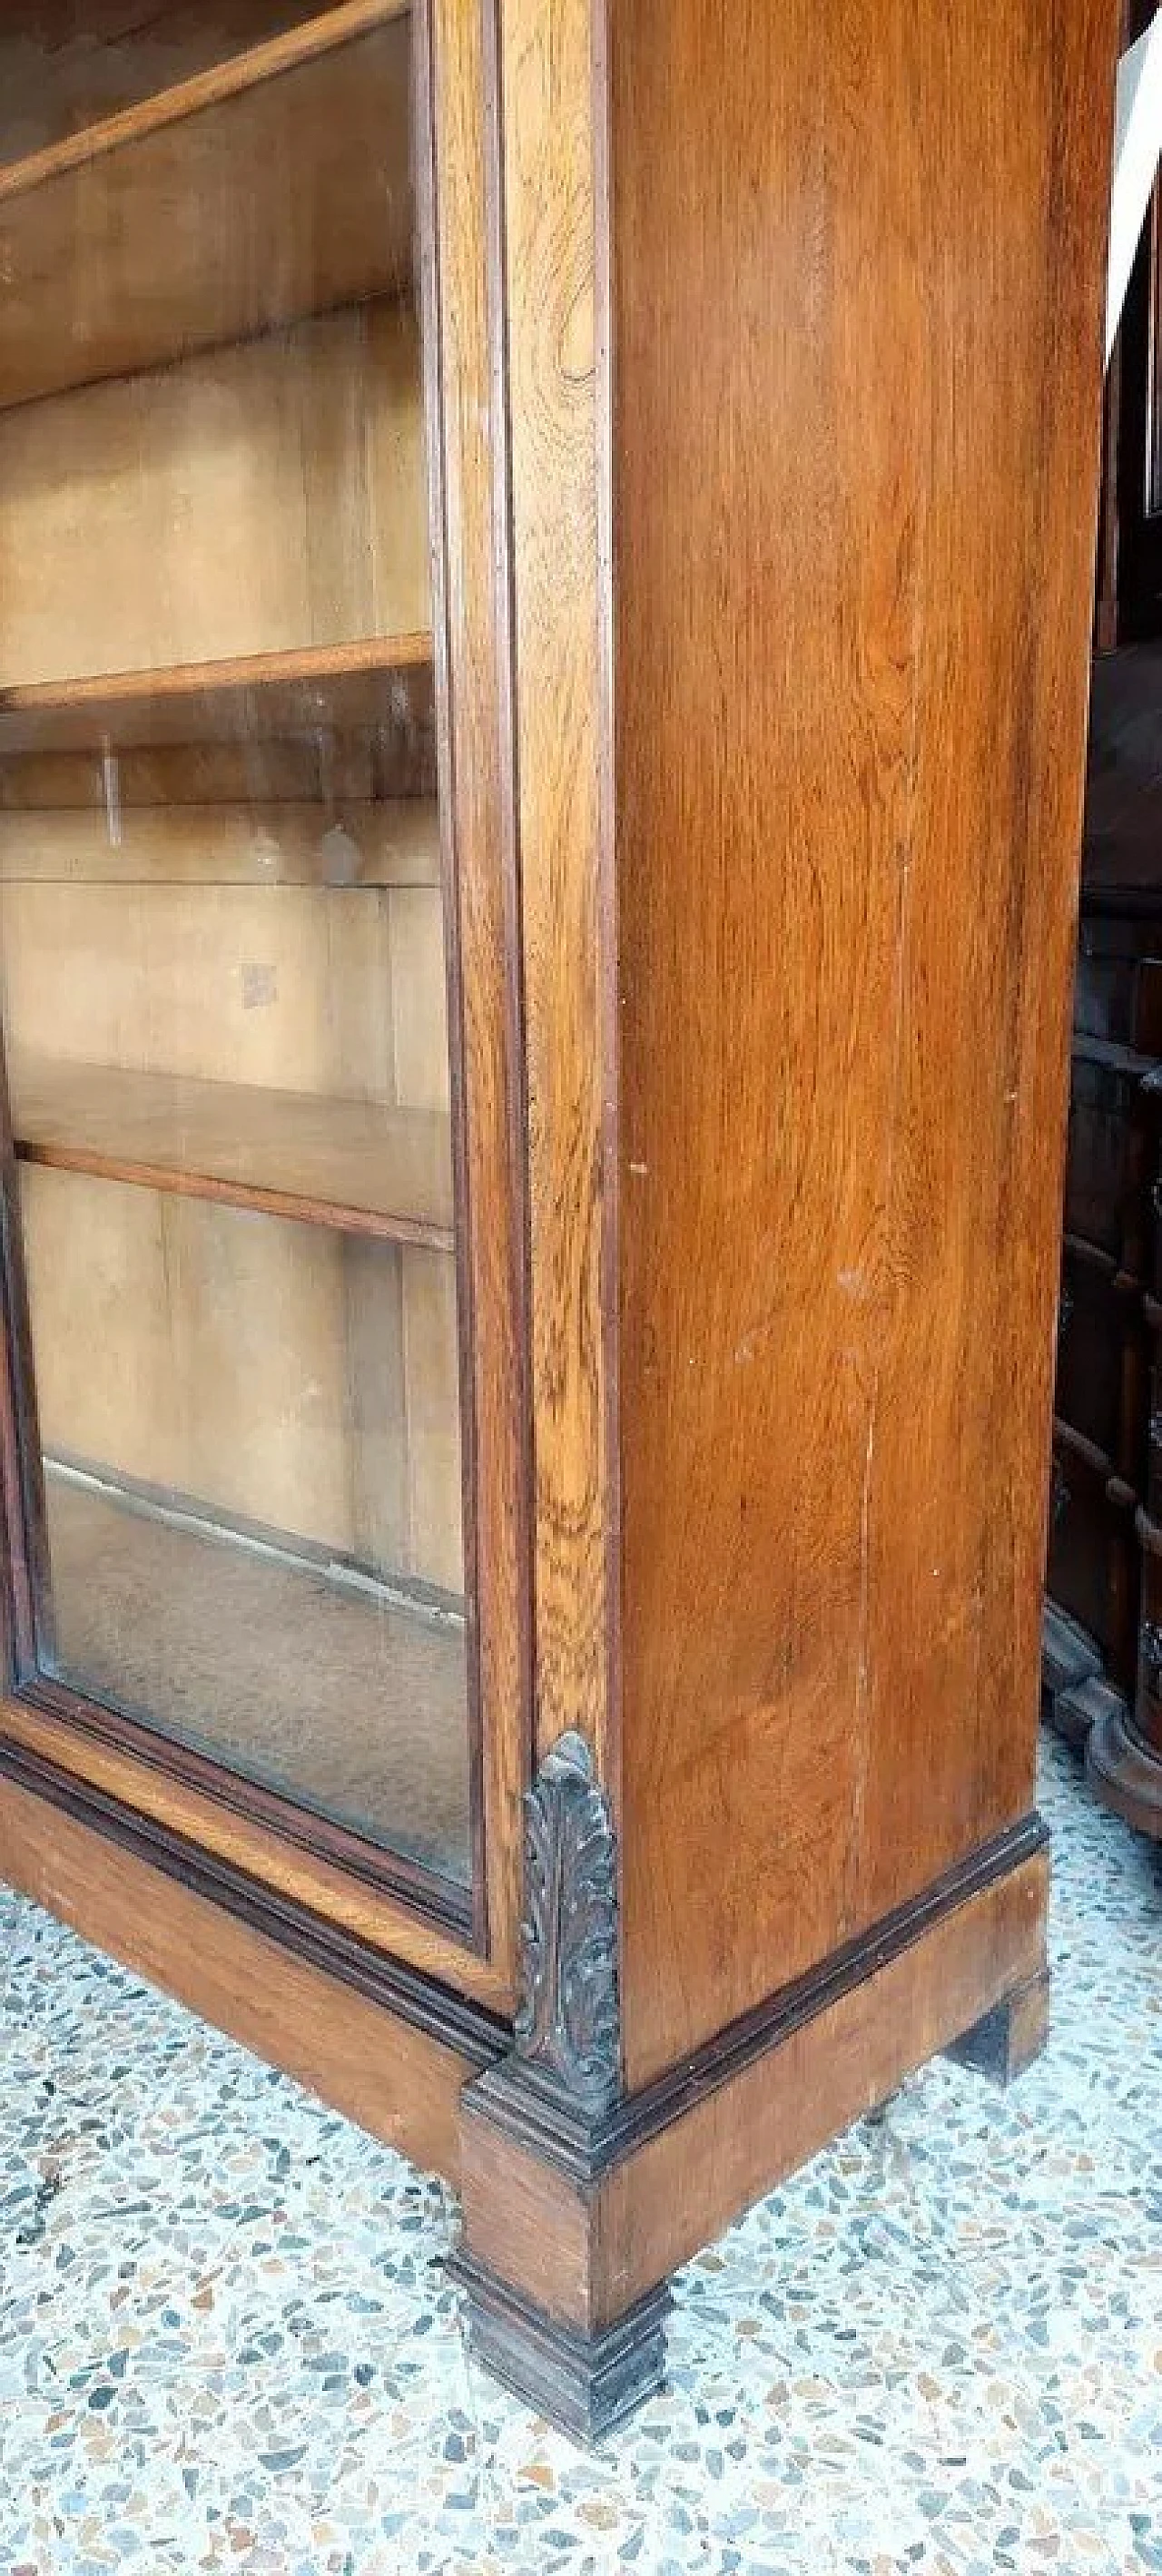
0 0 533 2012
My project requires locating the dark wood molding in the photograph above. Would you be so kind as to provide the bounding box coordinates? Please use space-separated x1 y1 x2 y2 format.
0 1729 508 2070
1061 1232 1119 1279
455 1844 1050 2434
465 1809 1049 2186
447 2249 670 2442
0 1721 1050 2176
8 1673 476 1940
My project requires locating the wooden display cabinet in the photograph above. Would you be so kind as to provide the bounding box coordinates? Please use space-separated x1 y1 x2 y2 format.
0 0 1119 2439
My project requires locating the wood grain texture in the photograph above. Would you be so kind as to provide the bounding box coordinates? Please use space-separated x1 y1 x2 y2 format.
0 7 413 409
498 0 615 1787
0 1756 480 2182
0 1686 510 2001
18 1169 463 1588
8 1058 454 1244
0 306 428 688
606 0 1118 2087
0 800 441 885
0 3 338 163
0 0 528 1989
421 0 533 1982
0 637 434 757
458 1848 1049 2330
0 0 404 176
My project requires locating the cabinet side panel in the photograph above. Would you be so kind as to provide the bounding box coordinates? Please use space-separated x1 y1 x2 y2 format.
610 0 1118 2085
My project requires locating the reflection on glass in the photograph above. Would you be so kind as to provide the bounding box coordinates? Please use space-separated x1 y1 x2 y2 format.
0 3 472 1885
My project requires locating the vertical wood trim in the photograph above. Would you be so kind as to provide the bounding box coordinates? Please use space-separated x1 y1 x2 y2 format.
0 1022 45 1686
426 0 534 1986
495 0 616 1793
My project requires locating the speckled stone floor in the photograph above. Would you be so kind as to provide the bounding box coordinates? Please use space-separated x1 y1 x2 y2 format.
1 1730 1160 2575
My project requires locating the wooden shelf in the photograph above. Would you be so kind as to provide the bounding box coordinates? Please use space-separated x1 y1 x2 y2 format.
0 1 414 412
9 1057 455 1248
0 636 434 758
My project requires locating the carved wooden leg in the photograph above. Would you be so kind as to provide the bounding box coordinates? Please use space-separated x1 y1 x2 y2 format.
454 1737 1052 2438
449 2248 671 2443
944 1965 1049 2086
448 1731 673 2438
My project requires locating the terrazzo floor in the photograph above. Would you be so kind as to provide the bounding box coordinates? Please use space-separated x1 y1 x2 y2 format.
1 1730 1160 2575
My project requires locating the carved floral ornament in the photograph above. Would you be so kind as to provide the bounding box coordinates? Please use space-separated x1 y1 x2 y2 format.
514 1730 620 2119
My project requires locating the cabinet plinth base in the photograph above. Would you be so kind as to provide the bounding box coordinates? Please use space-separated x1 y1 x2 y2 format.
455 1824 1049 2439
448 2251 671 2442
1 1739 1053 2445
943 1967 1050 2086
1087 1702 1162 1841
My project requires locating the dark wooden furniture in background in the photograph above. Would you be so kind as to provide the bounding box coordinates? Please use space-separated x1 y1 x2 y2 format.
1044 33 1162 1840
1045 650 1162 1840
0 0 1120 2436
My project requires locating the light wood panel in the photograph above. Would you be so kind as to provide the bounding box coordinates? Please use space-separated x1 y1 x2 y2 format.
41 1470 471 1873
401 1244 465 1594
25 1170 369 1552
1 883 399 1097
0 879 448 1105
608 0 1118 2087
0 798 441 885
0 6 414 409
20 1166 464 1589
0 303 428 689
0 5 334 163
9 1059 454 1244
0 638 434 759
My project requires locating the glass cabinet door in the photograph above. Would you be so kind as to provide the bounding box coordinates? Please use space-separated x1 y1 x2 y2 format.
0 3 475 1902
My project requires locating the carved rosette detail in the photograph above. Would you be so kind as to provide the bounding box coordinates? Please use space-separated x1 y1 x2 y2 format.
514 1731 620 2119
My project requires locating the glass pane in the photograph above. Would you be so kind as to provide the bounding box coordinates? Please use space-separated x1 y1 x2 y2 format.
0 3 474 1889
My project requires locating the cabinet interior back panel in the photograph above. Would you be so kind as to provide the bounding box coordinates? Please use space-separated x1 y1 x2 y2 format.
21 1165 465 1593
0 881 449 1109
0 798 443 887
0 298 428 686
0 3 340 162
